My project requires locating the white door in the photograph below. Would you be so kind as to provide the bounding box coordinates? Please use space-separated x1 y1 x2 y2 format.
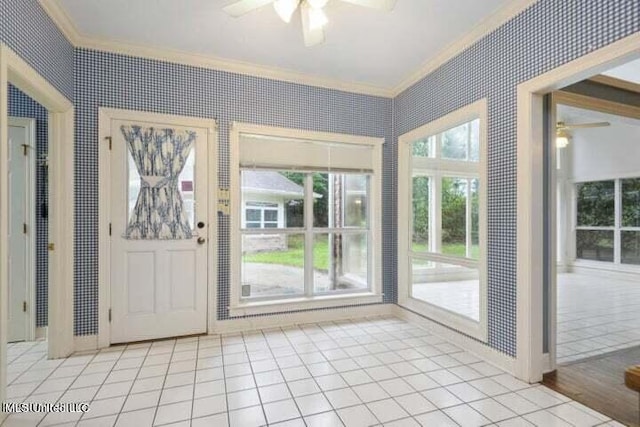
7 121 33 342
110 117 209 343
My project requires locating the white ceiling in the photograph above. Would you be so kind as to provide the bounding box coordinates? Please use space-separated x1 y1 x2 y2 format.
55 0 518 91
603 58 640 85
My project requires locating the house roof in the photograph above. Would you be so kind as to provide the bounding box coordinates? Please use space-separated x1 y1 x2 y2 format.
242 171 305 198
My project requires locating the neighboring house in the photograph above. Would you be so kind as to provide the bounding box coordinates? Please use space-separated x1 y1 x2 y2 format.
242 171 305 252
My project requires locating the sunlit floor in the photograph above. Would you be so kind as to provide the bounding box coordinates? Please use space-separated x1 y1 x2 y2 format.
557 272 640 364
411 280 480 321
2 317 620 427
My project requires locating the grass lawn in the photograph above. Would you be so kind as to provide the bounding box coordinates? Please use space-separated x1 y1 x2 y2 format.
412 242 480 259
244 235 329 270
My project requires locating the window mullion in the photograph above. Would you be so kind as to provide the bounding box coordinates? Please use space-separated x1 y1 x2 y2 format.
615 178 621 264
433 173 442 254
304 174 314 297
466 178 472 258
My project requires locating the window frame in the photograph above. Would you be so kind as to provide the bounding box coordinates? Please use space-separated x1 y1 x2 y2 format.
229 122 384 316
398 99 488 341
572 175 640 267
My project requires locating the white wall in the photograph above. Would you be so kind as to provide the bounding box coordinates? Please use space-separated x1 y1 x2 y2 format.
570 122 640 182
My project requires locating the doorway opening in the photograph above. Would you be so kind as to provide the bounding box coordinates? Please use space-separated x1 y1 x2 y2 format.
0 44 74 414
541 59 640 426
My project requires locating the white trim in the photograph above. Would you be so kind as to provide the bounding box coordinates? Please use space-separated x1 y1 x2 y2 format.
393 305 516 376
39 0 539 98
570 262 640 281
397 99 488 342
74 334 98 353
516 32 640 383
8 116 37 342
0 43 75 418
229 121 384 314
98 107 218 348
219 305 395 334
35 326 47 340
393 0 539 96
229 294 383 317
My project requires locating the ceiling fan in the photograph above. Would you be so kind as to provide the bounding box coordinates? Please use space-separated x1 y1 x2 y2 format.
223 0 398 47
556 121 610 148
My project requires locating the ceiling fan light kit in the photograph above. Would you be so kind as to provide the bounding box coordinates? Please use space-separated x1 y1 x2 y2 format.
273 0 299 23
224 0 397 47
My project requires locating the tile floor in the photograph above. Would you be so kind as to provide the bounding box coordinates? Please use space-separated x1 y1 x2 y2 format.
2 316 624 427
557 272 640 364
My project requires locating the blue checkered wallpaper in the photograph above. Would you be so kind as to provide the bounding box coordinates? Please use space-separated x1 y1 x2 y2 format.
395 0 640 356
73 49 394 335
0 0 74 101
8 84 49 328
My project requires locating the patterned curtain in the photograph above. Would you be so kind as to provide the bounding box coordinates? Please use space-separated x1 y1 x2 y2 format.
122 125 196 240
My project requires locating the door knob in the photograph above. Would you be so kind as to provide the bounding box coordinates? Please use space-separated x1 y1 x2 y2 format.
197 237 206 245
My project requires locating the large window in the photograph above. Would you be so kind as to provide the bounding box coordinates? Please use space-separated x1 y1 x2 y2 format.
231 124 382 315
398 100 487 340
575 177 640 265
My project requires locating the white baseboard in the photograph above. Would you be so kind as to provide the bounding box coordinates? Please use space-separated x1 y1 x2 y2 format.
74 334 98 353
570 264 640 282
214 303 396 334
393 304 517 377
36 327 47 340
84 304 395 350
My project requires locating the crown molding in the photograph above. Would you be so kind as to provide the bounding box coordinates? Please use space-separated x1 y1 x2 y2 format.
39 0 81 45
390 0 540 97
40 0 540 99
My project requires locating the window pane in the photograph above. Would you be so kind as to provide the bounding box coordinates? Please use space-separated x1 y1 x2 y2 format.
576 230 614 262
128 153 140 219
412 136 434 157
441 177 468 257
411 259 479 321
242 170 304 228
314 233 368 293
314 173 369 229
622 231 640 265
470 178 480 259
576 181 615 227
264 210 278 222
622 178 640 227
178 150 195 229
241 234 305 298
313 173 330 228
412 176 430 252
246 209 261 222
344 175 369 227
469 119 480 162
441 123 468 161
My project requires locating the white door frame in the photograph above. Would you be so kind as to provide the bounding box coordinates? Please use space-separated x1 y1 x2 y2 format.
515 32 640 383
0 43 75 415
8 116 37 342
98 108 218 348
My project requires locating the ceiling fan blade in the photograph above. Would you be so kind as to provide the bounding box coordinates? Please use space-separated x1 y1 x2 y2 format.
339 0 397 11
223 0 274 17
301 4 325 47
562 122 611 130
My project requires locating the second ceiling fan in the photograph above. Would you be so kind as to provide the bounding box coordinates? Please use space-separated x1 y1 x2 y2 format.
223 0 397 47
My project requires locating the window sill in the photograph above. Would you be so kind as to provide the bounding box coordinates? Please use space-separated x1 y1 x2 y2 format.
229 293 383 317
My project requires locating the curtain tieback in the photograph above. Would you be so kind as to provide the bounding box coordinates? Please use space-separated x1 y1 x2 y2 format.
140 175 175 189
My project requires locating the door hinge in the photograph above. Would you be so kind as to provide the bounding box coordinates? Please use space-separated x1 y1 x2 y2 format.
23 301 27 312
48 243 55 251
105 136 112 150
22 144 30 156
108 308 112 322
23 223 27 234
109 223 112 236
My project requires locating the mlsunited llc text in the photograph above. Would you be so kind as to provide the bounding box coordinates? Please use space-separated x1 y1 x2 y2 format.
2 402 89 413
